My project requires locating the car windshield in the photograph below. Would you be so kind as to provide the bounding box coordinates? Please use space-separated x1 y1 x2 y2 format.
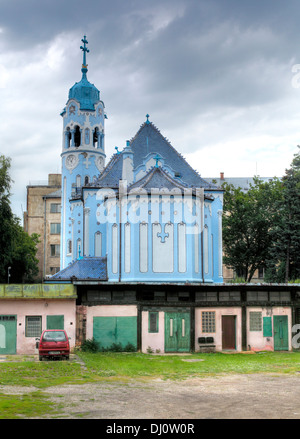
42 331 67 342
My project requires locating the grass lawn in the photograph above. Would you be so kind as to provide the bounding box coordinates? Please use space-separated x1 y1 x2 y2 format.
1 350 300 418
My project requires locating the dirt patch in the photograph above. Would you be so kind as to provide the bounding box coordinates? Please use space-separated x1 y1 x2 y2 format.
27 373 300 419
1 355 300 419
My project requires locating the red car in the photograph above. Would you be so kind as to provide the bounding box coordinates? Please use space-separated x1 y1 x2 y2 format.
36 329 70 361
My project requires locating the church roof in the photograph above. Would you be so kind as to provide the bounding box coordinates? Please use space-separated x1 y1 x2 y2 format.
129 165 188 191
129 166 214 199
89 119 218 192
130 120 216 189
50 257 107 281
91 152 123 188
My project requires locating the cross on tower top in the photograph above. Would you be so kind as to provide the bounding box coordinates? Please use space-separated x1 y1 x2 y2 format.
80 35 89 70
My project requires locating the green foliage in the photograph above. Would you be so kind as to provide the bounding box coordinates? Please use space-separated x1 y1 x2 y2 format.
0 155 39 283
80 339 136 353
223 146 300 283
222 176 282 282
80 338 100 352
265 146 300 282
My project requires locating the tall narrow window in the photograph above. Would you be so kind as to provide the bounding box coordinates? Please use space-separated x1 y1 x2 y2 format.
65 128 71 148
204 225 209 274
74 125 81 147
124 223 131 273
77 239 82 258
139 223 148 273
170 318 174 337
67 239 72 255
112 224 118 274
148 312 159 333
178 222 186 273
50 244 60 257
202 311 216 333
95 232 102 257
93 128 99 148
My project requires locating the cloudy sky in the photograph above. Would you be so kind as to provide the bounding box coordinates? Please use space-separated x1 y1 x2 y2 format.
1 0 300 220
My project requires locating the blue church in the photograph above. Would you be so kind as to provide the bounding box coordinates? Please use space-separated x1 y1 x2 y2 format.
53 36 223 285
50 36 225 353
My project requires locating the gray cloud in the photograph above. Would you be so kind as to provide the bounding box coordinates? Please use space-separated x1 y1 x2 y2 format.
1 0 300 219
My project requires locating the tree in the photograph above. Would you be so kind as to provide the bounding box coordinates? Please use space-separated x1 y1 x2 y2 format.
0 154 39 283
265 147 300 282
222 176 282 282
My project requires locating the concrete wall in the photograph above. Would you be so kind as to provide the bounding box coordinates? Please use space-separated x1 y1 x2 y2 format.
195 307 242 352
0 299 76 354
141 310 165 353
246 306 292 351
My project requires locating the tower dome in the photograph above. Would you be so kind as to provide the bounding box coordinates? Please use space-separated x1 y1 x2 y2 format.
68 36 100 111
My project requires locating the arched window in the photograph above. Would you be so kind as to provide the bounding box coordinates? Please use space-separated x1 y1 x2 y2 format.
84 176 89 185
74 125 81 147
76 175 81 187
65 128 71 148
93 128 99 148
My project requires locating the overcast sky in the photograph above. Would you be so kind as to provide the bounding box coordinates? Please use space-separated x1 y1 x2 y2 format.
1 0 300 220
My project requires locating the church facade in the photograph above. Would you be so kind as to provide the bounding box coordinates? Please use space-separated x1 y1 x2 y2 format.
55 36 223 285
47 37 295 354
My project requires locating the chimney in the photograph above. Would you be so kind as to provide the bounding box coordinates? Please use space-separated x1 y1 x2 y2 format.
220 172 224 180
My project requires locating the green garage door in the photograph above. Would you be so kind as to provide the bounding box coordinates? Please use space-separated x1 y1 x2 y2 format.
93 316 137 350
0 315 17 354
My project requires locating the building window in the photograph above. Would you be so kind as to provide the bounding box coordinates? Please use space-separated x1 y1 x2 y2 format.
247 291 268 302
74 125 81 147
50 267 60 274
219 291 241 301
148 312 159 333
50 244 60 257
249 312 262 331
258 266 264 279
67 239 72 255
50 203 61 213
202 311 216 333
196 292 218 302
269 291 291 302
50 223 61 234
25 316 42 337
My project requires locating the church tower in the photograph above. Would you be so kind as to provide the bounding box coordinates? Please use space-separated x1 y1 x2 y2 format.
60 36 106 269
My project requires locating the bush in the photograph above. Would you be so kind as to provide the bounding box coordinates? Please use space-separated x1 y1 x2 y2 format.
80 339 137 353
80 338 100 352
